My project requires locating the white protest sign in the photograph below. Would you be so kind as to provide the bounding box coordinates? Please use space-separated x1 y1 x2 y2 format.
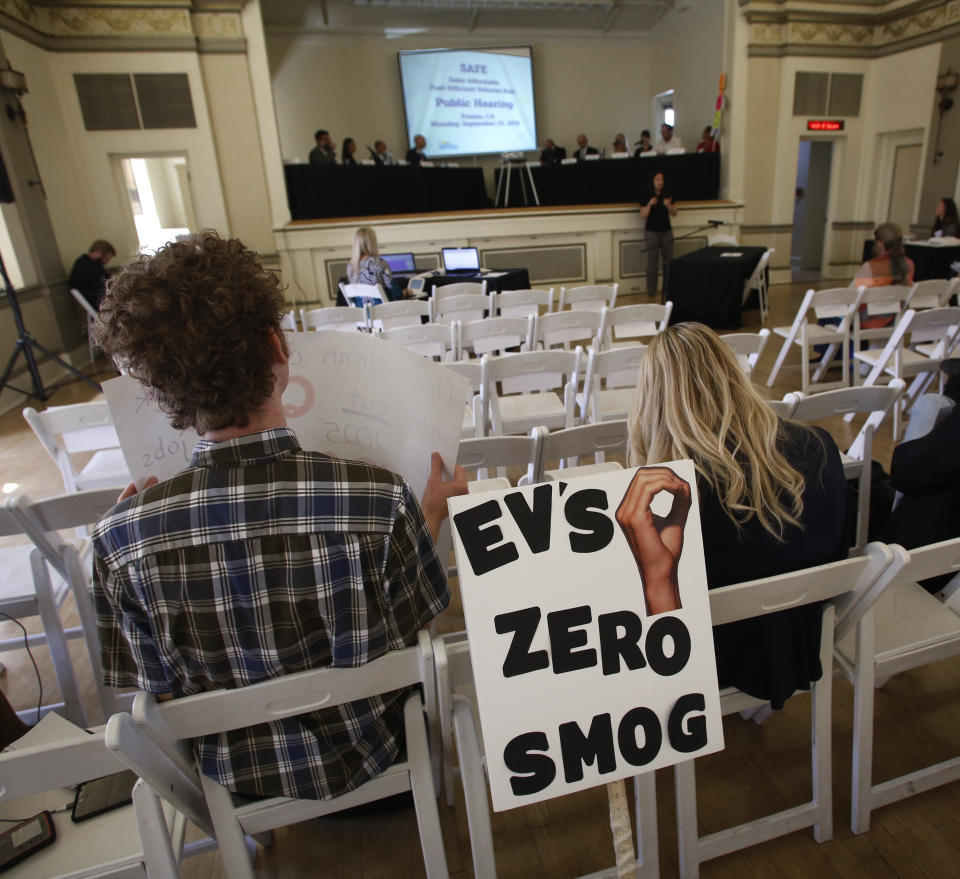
448 461 724 812
103 330 470 498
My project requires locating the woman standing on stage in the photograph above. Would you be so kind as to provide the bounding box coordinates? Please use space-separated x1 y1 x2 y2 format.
640 171 677 300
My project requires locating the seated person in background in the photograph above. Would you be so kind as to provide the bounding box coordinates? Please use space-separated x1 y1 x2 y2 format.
341 137 358 165
931 196 959 238
373 140 395 165
655 123 684 154
406 134 427 165
696 125 719 153
634 130 653 156
878 361 960 593
574 133 599 161
539 138 566 165
347 226 392 290
854 221 915 329
69 238 115 310
612 133 629 154
309 129 336 165
625 323 847 708
92 232 467 800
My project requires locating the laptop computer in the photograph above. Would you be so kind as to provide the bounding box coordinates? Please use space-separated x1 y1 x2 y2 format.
441 247 481 275
382 252 417 274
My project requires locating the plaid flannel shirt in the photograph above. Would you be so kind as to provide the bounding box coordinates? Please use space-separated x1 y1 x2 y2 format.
92 428 448 800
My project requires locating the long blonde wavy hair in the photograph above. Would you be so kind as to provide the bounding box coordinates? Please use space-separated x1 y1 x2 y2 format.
349 226 379 277
627 322 807 539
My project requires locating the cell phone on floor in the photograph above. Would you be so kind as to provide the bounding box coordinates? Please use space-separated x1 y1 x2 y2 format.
71 770 138 822
0 811 56 873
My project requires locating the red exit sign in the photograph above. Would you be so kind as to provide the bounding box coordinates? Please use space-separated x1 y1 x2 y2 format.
807 119 844 131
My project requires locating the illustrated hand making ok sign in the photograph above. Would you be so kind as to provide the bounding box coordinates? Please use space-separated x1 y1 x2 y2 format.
615 467 692 616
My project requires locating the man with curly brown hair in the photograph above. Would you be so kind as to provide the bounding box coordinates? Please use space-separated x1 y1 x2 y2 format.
90 232 467 801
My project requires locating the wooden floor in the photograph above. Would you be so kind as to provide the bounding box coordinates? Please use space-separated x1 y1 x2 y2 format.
1 280 958 878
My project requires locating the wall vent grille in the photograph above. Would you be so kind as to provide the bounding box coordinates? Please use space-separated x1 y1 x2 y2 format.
482 244 585 283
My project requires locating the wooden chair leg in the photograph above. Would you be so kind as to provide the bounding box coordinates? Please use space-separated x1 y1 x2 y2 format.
133 779 181 879
453 696 496 879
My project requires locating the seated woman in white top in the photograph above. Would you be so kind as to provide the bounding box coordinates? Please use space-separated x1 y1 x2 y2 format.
346 226 392 289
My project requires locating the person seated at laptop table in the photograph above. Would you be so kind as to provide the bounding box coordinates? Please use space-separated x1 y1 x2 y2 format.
347 226 392 290
91 231 467 801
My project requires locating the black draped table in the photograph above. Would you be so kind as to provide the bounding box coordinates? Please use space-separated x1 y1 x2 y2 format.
860 239 960 281
336 268 530 306
286 164 489 219
494 152 720 206
668 246 767 330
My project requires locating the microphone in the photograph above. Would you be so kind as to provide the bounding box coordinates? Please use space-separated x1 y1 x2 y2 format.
707 219 725 227
366 145 378 158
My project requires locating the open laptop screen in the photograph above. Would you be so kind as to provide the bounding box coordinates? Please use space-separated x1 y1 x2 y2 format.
382 252 417 273
442 247 480 272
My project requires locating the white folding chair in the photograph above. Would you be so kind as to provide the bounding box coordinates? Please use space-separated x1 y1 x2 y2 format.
559 283 618 312
369 299 431 333
849 284 916 363
0 718 202 879
833 537 960 833
338 281 385 309
742 248 773 324
459 315 534 358
482 349 581 436
533 420 627 482
852 306 960 439
706 232 739 246
495 287 554 318
9 488 137 721
105 631 448 879
580 344 646 424
278 310 298 332
787 380 905 553
907 277 957 311
433 632 660 879
299 305 365 332
719 329 771 379
457 431 542 492
767 395 798 418
433 293 489 325
23 402 130 495
766 286 865 393
379 323 457 361
601 303 672 349
69 287 99 364
536 308 604 351
445 359 485 437
674 542 901 878
432 280 486 302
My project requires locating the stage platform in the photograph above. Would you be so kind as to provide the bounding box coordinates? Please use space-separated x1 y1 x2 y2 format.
275 200 748 307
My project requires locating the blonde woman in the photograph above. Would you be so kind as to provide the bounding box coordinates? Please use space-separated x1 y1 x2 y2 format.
346 226 392 289
624 323 847 708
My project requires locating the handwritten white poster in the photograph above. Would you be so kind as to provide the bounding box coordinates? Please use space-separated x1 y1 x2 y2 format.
102 331 470 498
448 461 724 812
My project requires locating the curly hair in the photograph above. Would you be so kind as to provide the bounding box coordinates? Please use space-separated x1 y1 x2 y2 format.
94 232 288 433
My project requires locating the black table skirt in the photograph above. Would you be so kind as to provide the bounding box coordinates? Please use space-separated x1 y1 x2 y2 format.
860 239 960 281
336 268 530 306
286 164 490 220
495 153 720 206
668 246 767 330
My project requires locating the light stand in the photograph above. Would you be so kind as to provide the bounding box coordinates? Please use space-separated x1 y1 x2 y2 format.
0 246 101 401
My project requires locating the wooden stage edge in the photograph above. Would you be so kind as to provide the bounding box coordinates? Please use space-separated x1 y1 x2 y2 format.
283 199 741 229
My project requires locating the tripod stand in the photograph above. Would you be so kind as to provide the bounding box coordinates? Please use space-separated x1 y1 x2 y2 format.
0 247 101 401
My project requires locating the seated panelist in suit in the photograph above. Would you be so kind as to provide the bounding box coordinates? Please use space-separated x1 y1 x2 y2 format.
406 134 427 166
634 130 653 156
372 140 395 166
539 138 566 165
574 133 599 161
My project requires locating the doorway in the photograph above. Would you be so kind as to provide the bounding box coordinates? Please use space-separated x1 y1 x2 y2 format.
118 155 196 253
887 143 922 232
791 140 834 282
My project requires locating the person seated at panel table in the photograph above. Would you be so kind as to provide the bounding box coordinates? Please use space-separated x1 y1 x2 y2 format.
931 196 959 238
539 138 566 165
696 125 719 153
91 231 467 802
406 134 427 166
309 129 336 165
612 133 629 154
574 134 599 161
655 123 685 154
341 137 358 166
373 140 395 166
622 323 847 708
634 130 653 156
347 226 392 291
